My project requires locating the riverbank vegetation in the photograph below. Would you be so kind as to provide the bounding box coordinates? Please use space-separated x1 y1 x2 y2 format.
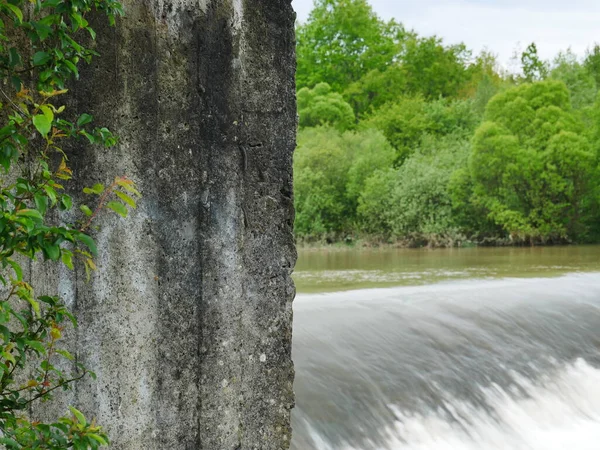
294 0 600 247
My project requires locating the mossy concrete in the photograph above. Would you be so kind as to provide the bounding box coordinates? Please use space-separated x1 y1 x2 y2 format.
37 1 297 448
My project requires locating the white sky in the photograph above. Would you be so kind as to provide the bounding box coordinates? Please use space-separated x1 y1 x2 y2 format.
292 0 600 68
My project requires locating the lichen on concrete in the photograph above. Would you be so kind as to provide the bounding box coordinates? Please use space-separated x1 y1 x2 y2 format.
34 1 297 449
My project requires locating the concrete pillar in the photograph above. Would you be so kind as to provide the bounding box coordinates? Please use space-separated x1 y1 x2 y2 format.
45 1 297 448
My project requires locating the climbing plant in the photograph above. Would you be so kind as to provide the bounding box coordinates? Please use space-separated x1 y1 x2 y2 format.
0 0 139 448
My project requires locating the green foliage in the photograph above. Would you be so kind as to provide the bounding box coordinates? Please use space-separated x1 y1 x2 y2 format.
368 96 479 164
468 81 597 243
297 83 355 131
355 168 395 235
550 50 597 110
367 96 431 163
294 127 394 237
296 0 405 91
584 44 600 87
463 51 505 114
343 65 406 117
295 0 600 247
0 0 140 448
358 133 471 244
402 35 471 99
521 42 549 82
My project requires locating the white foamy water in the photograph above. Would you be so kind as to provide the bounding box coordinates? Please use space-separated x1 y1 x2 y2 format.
338 359 600 450
293 273 600 450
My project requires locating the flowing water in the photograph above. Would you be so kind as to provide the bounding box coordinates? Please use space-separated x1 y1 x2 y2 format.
291 246 600 450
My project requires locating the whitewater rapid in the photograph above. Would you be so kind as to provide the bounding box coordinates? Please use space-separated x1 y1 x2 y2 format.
292 274 600 450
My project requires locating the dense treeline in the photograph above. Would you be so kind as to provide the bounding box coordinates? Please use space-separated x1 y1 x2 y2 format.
294 0 600 246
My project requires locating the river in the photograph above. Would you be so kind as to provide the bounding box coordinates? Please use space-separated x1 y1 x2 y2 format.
291 246 600 450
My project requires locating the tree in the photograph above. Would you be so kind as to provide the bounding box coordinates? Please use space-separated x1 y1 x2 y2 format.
550 50 597 110
358 133 471 245
297 83 355 131
294 127 394 238
468 81 597 243
584 44 600 86
521 42 549 82
343 65 407 117
296 0 405 91
368 96 479 164
401 35 471 99
0 1 140 448
462 51 504 114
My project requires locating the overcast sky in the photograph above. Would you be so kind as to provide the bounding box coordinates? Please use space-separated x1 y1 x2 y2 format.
292 0 600 68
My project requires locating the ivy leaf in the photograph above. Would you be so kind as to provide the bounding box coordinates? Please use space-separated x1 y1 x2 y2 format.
64 59 79 79
116 178 141 197
34 192 48 215
43 185 57 205
107 201 127 218
10 75 22 92
8 48 21 68
3 3 23 23
33 114 51 137
69 406 87 426
76 233 97 256
61 250 74 270
40 105 54 124
25 340 46 355
115 191 136 208
83 183 104 195
56 349 75 361
16 209 43 221
60 194 72 211
25 296 41 318
77 113 93 127
33 51 51 66
42 243 61 261
80 204 93 216
88 434 108 446
7 260 22 281
0 437 20 448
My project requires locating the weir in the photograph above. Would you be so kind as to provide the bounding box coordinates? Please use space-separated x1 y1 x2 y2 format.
37 1 297 449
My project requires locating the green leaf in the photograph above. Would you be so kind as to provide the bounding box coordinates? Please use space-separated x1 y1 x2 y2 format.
69 406 87 426
80 130 97 144
107 201 127 218
16 208 43 221
33 51 51 66
115 191 136 208
40 104 54 124
56 349 75 361
26 296 41 318
25 340 46 354
11 75 22 92
8 48 21 68
64 59 79 79
7 259 22 281
34 192 48 215
77 113 93 127
86 26 97 40
80 204 93 216
83 183 104 195
43 243 60 261
33 114 51 137
77 233 97 256
88 433 108 445
0 437 20 448
43 185 57 205
60 194 73 210
4 3 23 22
61 250 74 270
117 179 141 197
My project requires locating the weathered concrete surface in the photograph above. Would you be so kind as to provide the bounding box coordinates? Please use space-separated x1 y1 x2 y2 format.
38 1 297 449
